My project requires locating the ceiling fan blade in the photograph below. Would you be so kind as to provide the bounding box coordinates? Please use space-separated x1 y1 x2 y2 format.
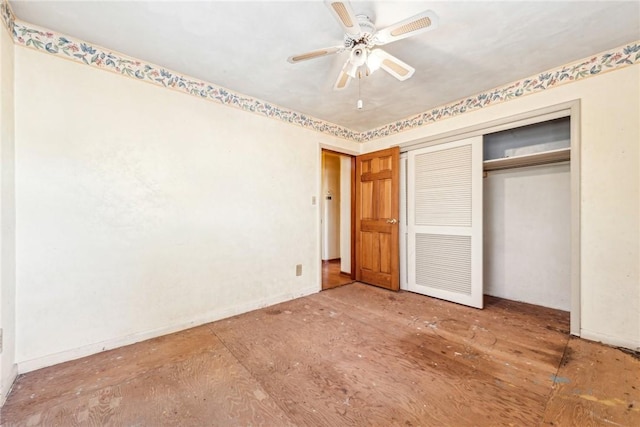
370 49 415 81
324 0 361 36
334 59 356 90
287 46 343 64
374 10 439 45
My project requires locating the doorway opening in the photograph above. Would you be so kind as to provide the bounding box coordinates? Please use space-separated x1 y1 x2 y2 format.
321 149 355 290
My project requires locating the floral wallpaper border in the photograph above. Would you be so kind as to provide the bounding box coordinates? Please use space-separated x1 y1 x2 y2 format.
2 0 639 143
360 41 640 142
0 0 15 37
6 6 360 141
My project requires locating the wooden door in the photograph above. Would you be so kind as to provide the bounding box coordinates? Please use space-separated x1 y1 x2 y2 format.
407 136 484 308
355 147 400 290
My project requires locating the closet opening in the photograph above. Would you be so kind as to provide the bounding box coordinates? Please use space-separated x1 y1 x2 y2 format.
398 101 580 335
483 117 571 312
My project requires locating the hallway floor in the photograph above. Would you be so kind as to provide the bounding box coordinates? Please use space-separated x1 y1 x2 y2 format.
321 259 353 290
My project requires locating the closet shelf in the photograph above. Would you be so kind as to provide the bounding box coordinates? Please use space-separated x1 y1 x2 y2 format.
483 147 570 171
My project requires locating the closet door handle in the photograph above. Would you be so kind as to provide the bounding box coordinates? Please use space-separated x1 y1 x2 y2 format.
386 218 398 224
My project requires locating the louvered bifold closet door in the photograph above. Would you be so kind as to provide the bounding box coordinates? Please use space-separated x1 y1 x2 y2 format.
407 136 483 308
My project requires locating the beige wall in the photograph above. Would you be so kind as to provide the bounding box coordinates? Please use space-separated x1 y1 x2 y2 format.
7 29 640 374
14 47 357 371
0 22 16 403
366 65 640 349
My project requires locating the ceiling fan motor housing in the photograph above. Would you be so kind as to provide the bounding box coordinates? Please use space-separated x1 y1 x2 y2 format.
288 1 437 90
344 15 376 48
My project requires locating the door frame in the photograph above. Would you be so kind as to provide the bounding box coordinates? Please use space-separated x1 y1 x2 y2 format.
319 147 357 290
398 100 581 336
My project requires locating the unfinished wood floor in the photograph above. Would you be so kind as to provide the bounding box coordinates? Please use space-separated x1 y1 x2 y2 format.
3 283 638 426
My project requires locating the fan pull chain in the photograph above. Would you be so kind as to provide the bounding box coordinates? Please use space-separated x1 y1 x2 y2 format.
357 69 363 110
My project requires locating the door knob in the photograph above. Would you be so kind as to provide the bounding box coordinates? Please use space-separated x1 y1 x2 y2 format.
386 218 398 224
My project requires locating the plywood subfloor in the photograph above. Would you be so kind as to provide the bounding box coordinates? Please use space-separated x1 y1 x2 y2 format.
3 283 638 426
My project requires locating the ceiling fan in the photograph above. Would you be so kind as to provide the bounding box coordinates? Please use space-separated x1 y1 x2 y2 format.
287 0 439 90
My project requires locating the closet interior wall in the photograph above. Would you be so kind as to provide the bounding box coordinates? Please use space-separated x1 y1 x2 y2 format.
483 118 571 311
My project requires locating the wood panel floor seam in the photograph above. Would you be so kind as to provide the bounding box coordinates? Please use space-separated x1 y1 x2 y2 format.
539 333 572 425
203 323 297 425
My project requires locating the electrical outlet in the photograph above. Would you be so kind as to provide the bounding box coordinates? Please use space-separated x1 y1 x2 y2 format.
296 264 302 276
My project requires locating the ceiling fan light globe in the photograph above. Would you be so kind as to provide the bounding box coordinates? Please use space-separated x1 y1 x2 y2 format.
367 52 383 73
344 61 358 78
350 46 368 66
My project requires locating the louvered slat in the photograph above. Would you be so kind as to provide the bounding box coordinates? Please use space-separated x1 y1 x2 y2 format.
415 233 472 295
414 145 472 227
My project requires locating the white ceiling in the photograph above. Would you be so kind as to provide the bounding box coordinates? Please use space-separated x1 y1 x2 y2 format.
10 1 640 132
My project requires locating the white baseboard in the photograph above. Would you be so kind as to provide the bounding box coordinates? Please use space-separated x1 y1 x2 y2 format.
1 363 18 407
580 329 640 351
17 285 319 374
